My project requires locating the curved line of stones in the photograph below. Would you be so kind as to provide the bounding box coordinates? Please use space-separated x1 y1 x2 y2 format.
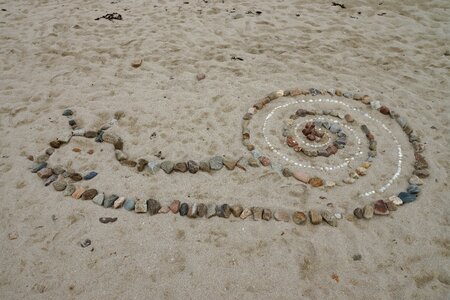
27 87 429 226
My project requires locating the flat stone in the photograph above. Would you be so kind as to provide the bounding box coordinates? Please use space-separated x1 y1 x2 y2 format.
207 203 217 218
169 200 181 213
104 194 119 208
83 171 98 180
64 184 76 196
353 208 363 219
147 199 161 216
413 169 429 178
407 184 421 194
231 205 243 217
209 156 223 170
37 168 53 179
199 161 211 172
31 162 47 173
293 171 310 183
274 210 290 222
147 161 160 174
248 157 260 167
44 174 58 186
398 192 417 204
173 162 188 173
72 187 86 199
197 203 207 217
252 207 263 220
321 210 338 227
115 150 127 161
179 203 189 216
160 160 174 174
223 157 237 170
240 208 252 219
135 199 147 213
123 198 135 211
363 205 374 219
309 210 322 225
262 209 272 221
187 160 199 173
82 189 98 200
373 200 389 215
92 193 105 206
53 180 67 191
113 197 126 208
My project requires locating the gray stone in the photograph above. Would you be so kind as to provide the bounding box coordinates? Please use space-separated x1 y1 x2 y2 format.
64 184 76 196
407 184 421 194
35 154 49 163
370 100 381 110
329 123 341 134
251 150 262 159
252 207 263 221
209 156 223 170
135 199 147 213
160 160 174 174
123 198 135 211
72 129 85 136
52 165 65 175
52 180 67 191
199 161 211 172
44 174 58 186
187 160 199 173
206 203 217 218
321 210 338 227
31 162 47 173
248 157 260 167
363 205 374 219
93 193 105 206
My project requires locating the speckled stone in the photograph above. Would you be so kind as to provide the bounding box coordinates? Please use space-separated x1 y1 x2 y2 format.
217 204 232 218
135 199 147 213
209 156 223 170
187 160 199 174
137 159 149 172
321 210 337 227
413 169 429 178
199 161 211 172
64 184 76 196
197 203 208 218
353 208 363 219
52 180 67 191
309 210 322 225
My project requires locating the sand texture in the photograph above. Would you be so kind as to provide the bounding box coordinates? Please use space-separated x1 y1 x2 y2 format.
1 0 449 299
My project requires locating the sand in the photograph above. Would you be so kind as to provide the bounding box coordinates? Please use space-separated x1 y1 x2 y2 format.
1 0 449 299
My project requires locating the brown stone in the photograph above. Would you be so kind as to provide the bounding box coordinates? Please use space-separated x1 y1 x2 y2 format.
131 58 142 68
335 89 343 96
197 203 207 217
72 147 81 152
137 159 148 172
27 155 34 161
49 140 62 149
373 200 389 216
231 205 243 217
72 187 86 199
293 171 310 183
158 206 170 214
326 145 338 155
353 207 363 219
353 94 363 101
37 168 53 178
169 200 181 213
87 149 94 155
385 201 398 211
84 131 97 138
82 189 98 200
309 210 322 225
173 162 188 172
274 210 290 222
69 173 82 181
286 136 298 147
290 88 301 96
413 169 430 178
379 106 390 115
252 207 263 220
344 114 354 123
259 156 271 166
262 209 272 221
196 73 206 81
292 211 307 225
309 177 324 187
240 208 253 219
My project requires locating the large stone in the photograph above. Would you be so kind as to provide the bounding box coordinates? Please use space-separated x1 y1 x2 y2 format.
103 132 121 145
147 199 161 216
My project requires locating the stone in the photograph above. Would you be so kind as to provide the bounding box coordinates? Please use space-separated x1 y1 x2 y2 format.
370 101 381 110
388 196 403 206
413 169 429 178
173 162 187 172
53 180 67 191
408 175 423 186
131 58 142 68
248 157 260 167
160 160 174 174
343 92 352 98
353 94 363 101
147 199 161 215
353 254 362 261
231 205 243 217
363 205 374 219
335 89 343 96
369 141 377 151
137 159 149 172
114 197 126 208
62 109 73 116
103 132 121 145
355 167 367 176
240 208 252 219
223 157 237 170
251 149 262 159
121 160 137 167
252 207 263 220
262 209 272 221
82 189 98 200
379 106 390 115
398 192 417 204
157 206 169 214
49 140 62 149
259 156 271 166
147 161 160 174
44 174 58 186
199 161 211 172
207 203 217 218
209 156 223 170
385 201 397 211
135 199 147 213
407 184 421 194
84 131 97 138
72 129 85 136
217 204 232 218
360 124 370 135
329 123 341 134
412 142 425 153
37 168 53 178
321 210 338 227
414 154 428 170
87 149 94 155
68 119 76 126
187 160 199 173
373 200 389 216
274 210 290 222
309 177 324 187
91 192 104 206
95 131 104 143
51 165 64 176
35 154 49 163
293 171 310 183
83 171 98 180
72 187 86 199
353 208 363 219
123 198 135 211
104 194 119 208
115 150 127 161
286 136 298 147
179 203 189 216
309 210 322 225
169 200 181 213
72 147 81 153
69 173 82 181
309 88 320 96
187 204 198 218
64 184 76 196
197 203 207 217
282 168 293 177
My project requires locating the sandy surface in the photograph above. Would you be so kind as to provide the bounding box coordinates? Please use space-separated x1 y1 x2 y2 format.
1 0 449 299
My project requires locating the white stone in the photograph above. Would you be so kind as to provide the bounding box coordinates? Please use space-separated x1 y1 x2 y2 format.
72 129 85 136
113 197 126 209
389 196 403 206
408 175 423 186
370 100 382 110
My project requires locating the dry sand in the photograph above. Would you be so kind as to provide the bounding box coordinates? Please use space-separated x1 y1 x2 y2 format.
1 0 449 299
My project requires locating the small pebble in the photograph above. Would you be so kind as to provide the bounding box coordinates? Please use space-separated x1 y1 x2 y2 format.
259 156 271 166
373 200 389 216
44 174 58 186
292 171 310 183
52 180 67 191
197 203 207 217
62 109 73 116
196 73 206 81
223 157 237 170
83 171 98 180
352 254 362 261
363 205 374 219
388 195 403 206
252 207 263 221
309 177 324 187
84 131 97 138
158 206 170 214
321 210 337 227
49 140 62 149
131 58 142 68
99 217 117 224
45 148 55 155
64 184 76 196
398 192 417 203
179 203 189 216
408 175 423 185
413 169 429 178
115 150 127 161
309 210 322 225
37 168 53 178
69 173 82 181
187 160 199 173
209 156 224 170
370 101 381 110
81 239 91 248
199 161 211 172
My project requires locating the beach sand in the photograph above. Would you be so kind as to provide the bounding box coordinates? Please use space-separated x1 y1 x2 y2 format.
0 0 449 299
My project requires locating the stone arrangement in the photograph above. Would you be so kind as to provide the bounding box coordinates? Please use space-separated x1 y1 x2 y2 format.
28 87 429 226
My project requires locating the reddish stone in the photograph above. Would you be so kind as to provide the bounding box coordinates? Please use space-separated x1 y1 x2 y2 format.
366 133 375 141
379 106 390 115
286 136 298 147
293 145 302 152
307 134 315 141
169 200 181 213
326 145 338 155
259 156 271 166
374 200 389 215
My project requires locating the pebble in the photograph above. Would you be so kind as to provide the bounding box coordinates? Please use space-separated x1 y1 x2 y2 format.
259 156 271 166
36 154 49 163
115 150 127 161
353 254 362 261
379 106 390 115
147 199 161 216
104 194 119 208
355 167 367 176
197 203 207 217
353 94 363 101
93 193 105 206
37 168 53 178
325 181 336 188
187 204 197 218
262 209 272 221
113 197 125 208
135 199 147 213
412 142 425 153
335 89 343 96
231 205 243 217
179 203 189 216
53 180 67 191
223 157 237 170
72 129 85 136
137 159 148 172
31 162 47 173
95 131 104 143
84 131 97 138
49 140 62 149
64 184 76 196
309 210 322 225
173 162 188 172
408 175 423 186
199 160 211 172
309 177 324 187
396 116 407 128
353 208 363 219
82 189 98 200
69 173 82 181
27 155 34 161
407 184 421 194
274 210 290 222
248 157 260 167
363 205 374 219
217 204 231 218
413 169 429 178
329 123 341 134
169 200 181 213
121 160 137 167
209 156 224 170
252 207 263 221
373 200 389 216
282 168 292 177
388 195 403 206
123 198 135 211
147 161 160 174
207 203 217 218
68 119 76 126
321 210 337 227
398 192 417 204
160 160 174 174
87 149 94 155
44 174 58 186
292 171 310 183
62 109 73 116
72 187 86 199
83 171 98 180
103 132 121 145
309 88 320 96
360 124 370 135
343 92 352 98
385 201 397 211
240 208 252 219
414 154 428 170
80 239 91 248
131 58 142 68
72 148 81 153
187 160 199 173
52 165 64 175
251 149 262 159
370 101 381 110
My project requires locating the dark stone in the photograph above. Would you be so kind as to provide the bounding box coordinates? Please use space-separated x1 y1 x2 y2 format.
104 194 119 208
83 171 98 180
262 209 272 221
49 140 62 149
373 200 389 215
217 204 231 218
398 192 417 204
353 207 363 219
309 88 320 96
68 119 76 126
84 131 97 138
197 203 207 218
179 203 189 216
407 184 421 194
62 109 73 116
231 205 243 217
82 189 98 200
147 199 161 216
187 160 199 174
95 130 104 143
360 125 370 135
137 159 148 172
69 173 83 181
